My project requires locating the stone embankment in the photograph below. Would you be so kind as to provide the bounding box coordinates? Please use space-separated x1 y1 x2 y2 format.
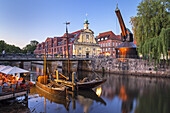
78 57 170 78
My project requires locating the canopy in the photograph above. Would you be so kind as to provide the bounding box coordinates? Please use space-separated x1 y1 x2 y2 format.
0 66 29 75
0 66 11 72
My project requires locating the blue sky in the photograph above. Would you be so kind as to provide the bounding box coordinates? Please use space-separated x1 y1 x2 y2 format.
0 0 141 48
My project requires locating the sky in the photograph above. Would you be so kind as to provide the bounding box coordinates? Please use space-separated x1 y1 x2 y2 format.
0 0 141 48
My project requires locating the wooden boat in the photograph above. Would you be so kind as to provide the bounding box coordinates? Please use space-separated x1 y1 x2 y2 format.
54 74 106 90
77 79 107 89
35 80 67 97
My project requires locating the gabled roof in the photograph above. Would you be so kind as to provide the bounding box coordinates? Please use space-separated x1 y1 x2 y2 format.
98 31 121 41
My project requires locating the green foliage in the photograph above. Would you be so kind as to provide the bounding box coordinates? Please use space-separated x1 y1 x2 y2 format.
22 40 39 54
0 40 22 53
130 0 170 64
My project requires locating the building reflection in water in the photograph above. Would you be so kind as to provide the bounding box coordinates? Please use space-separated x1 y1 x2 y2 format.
28 63 170 113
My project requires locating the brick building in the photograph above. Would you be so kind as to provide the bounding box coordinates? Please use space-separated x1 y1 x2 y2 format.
97 31 121 57
34 19 100 58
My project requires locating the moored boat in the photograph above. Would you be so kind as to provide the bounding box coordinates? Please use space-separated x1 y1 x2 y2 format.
35 80 67 97
77 79 107 89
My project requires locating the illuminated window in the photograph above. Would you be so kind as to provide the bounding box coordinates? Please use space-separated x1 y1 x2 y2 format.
98 39 100 41
106 48 107 51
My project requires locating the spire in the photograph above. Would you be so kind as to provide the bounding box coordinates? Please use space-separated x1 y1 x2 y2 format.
84 13 89 29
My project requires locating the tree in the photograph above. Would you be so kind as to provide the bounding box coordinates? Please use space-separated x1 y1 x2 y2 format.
130 0 170 65
23 40 39 54
0 40 22 53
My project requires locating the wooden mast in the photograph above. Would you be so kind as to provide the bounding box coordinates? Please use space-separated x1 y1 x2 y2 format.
65 22 70 79
44 49 47 84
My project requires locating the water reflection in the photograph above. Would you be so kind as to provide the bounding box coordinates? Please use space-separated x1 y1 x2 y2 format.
27 64 170 113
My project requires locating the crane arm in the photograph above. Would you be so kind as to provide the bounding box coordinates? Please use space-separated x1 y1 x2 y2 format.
115 6 127 37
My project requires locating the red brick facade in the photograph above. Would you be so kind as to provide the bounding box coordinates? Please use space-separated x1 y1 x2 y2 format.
34 30 82 57
97 31 122 57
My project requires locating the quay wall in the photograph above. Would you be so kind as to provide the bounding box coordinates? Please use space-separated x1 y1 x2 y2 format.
77 58 170 77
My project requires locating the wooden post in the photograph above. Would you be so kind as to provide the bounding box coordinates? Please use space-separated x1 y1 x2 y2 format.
56 70 59 81
72 72 76 91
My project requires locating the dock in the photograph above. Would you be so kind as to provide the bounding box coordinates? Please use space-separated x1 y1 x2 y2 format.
0 86 30 101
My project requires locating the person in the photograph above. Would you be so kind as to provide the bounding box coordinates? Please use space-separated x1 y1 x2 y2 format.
2 50 5 57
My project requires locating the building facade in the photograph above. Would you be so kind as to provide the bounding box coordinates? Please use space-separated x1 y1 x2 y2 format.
34 19 100 58
97 31 121 57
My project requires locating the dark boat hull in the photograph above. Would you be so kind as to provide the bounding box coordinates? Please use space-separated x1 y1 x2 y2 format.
77 79 106 89
35 81 66 97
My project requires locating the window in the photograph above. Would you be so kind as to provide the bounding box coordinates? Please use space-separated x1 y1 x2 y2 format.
106 43 107 47
64 46 66 51
113 42 114 46
105 37 108 40
116 43 117 46
101 44 102 47
98 39 100 41
86 35 89 42
103 43 105 47
101 38 103 41
109 43 110 46
57 48 59 52
64 40 66 44
60 47 62 51
93 48 95 51
106 48 107 51
54 48 56 52
108 48 110 51
103 48 104 52
68 46 70 50
113 48 115 51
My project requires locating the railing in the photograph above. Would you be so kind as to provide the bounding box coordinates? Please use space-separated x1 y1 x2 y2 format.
0 84 30 96
0 53 36 58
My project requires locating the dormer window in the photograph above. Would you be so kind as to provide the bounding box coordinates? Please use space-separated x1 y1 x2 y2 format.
98 39 100 41
101 38 103 41
105 37 108 40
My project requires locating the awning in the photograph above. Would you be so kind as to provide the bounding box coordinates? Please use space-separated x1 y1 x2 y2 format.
0 66 29 75
0 66 11 72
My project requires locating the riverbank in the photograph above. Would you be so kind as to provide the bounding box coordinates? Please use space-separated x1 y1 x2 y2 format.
77 58 170 78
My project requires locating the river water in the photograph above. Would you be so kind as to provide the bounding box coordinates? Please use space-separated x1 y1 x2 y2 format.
0 62 170 113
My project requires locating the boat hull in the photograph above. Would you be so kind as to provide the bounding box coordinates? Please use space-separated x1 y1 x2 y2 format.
35 81 66 96
77 79 106 89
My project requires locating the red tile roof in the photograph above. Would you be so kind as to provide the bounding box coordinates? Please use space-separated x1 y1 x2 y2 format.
98 31 121 41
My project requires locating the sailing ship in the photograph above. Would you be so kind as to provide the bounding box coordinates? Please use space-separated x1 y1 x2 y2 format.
35 50 68 97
